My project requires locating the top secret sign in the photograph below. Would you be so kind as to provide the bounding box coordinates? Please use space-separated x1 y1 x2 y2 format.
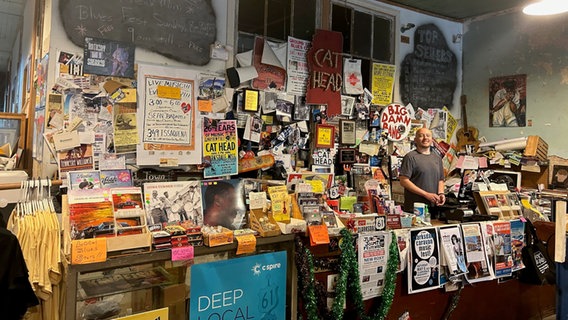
381 103 412 141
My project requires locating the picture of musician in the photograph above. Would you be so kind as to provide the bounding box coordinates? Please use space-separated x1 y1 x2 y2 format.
203 181 238 229
183 185 203 225
148 190 167 225
111 45 129 77
490 78 526 127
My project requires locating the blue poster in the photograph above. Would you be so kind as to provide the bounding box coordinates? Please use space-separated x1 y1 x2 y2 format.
190 251 287 320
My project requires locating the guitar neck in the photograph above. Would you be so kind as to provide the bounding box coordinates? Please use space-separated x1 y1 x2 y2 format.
460 94 468 130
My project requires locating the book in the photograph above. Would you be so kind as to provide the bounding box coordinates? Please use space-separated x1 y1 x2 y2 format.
68 170 101 190
100 169 133 188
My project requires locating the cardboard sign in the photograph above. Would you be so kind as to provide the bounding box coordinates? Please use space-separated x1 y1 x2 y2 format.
71 238 107 264
309 225 330 246
236 233 257 255
381 103 412 141
114 307 169 319
172 245 194 261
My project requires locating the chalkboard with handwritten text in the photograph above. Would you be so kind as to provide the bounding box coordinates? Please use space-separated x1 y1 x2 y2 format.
399 24 457 109
59 0 216 66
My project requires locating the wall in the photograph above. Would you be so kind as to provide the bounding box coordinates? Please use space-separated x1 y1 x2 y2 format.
37 0 230 177
23 0 462 176
344 0 464 117
463 10 568 157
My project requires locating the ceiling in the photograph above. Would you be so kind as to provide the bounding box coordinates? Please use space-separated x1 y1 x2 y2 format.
381 0 529 20
0 0 532 73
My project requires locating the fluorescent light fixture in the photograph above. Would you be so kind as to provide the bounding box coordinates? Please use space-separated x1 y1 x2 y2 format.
523 0 568 15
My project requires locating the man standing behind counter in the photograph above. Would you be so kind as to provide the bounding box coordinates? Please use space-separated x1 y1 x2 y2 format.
399 128 445 215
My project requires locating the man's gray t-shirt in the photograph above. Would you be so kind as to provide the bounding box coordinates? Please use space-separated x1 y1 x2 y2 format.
399 150 444 212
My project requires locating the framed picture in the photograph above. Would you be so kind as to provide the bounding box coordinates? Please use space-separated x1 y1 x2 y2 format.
339 148 356 164
488 170 521 191
315 124 335 149
341 95 355 116
0 113 26 158
550 164 568 189
339 119 356 145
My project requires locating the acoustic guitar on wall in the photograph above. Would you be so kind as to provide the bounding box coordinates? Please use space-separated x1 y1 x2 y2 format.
456 95 479 153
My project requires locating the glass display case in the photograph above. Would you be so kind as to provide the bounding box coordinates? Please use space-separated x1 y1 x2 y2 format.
66 234 297 320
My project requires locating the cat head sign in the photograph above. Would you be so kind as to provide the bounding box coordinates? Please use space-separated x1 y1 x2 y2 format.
381 103 412 141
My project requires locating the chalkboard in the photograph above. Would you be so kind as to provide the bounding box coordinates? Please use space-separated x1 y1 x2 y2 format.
399 24 457 109
59 0 216 66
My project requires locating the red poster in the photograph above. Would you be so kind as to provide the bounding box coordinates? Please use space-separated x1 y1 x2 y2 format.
306 29 343 116
252 37 286 91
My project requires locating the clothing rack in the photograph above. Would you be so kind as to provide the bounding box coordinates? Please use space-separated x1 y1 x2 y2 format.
0 179 62 191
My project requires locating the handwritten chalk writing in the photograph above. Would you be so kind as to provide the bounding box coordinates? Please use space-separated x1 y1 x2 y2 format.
78 5 112 22
121 7 148 25
61 0 217 66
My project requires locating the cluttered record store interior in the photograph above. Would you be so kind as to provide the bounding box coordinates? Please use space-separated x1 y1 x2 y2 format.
3 0 568 319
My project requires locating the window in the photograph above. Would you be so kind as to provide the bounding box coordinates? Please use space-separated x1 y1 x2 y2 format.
331 2 395 89
237 0 317 53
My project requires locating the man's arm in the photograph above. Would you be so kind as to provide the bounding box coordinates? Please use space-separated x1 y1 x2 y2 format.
400 175 440 204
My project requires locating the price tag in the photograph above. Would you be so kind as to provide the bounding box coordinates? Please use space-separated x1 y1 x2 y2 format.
157 85 181 99
309 225 330 246
71 238 107 264
172 245 194 261
236 234 257 255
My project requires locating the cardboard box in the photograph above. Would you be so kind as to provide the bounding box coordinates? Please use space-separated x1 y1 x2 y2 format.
107 229 152 253
203 227 234 247
277 218 307 234
524 135 548 161
249 209 281 237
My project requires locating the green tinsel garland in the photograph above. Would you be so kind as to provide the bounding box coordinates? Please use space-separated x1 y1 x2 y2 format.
297 229 399 320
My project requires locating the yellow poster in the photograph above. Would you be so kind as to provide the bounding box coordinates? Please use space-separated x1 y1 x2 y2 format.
114 307 168 319
372 63 396 105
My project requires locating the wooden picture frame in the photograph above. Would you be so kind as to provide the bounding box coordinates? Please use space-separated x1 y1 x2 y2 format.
0 113 26 158
315 124 335 149
339 119 356 145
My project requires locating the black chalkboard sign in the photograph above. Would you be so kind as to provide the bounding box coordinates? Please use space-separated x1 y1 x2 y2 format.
59 0 216 66
399 24 457 109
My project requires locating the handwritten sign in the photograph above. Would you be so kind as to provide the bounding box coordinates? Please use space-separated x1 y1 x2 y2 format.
306 30 343 115
380 103 412 141
114 307 169 319
59 0 216 66
236 234 257 255
172 245 194 261
400 24 457 109
309 225 330 246
143 76 194 145
71 238 107 264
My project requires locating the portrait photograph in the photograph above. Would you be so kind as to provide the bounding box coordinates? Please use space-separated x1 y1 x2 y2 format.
489 74 527 127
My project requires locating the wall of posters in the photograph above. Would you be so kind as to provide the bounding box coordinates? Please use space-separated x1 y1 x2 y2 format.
190 251 287 320
202 119 238 178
